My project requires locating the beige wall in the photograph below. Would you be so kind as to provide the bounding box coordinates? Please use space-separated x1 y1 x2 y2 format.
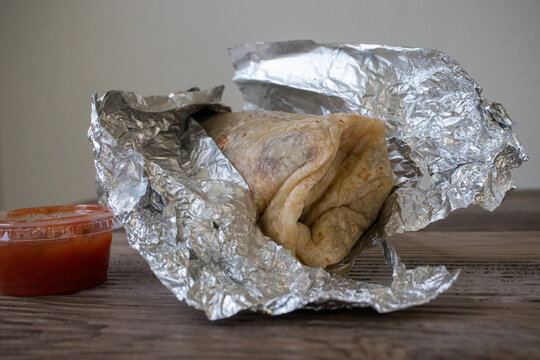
1 0 539 210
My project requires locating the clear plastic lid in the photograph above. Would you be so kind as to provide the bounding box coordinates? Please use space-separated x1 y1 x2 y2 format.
0 205 114 242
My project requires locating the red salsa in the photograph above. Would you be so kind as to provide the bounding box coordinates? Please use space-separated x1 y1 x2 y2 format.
0 205 114 296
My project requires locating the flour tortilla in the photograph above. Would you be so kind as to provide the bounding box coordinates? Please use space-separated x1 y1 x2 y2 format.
201 110 393 268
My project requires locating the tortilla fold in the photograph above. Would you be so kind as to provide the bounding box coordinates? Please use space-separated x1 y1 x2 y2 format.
202 110 393 268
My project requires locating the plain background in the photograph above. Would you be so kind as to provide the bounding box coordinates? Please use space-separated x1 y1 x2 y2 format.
0 0 538 210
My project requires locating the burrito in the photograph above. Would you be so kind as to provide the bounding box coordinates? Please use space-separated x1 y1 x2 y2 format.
201 110 393 268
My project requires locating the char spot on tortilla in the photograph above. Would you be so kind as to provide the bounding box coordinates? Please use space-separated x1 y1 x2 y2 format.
256 131 314 181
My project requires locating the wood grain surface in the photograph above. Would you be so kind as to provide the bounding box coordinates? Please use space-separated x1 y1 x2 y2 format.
1 190 539 359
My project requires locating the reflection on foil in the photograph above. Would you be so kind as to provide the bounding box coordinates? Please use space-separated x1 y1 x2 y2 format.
89 41 526 319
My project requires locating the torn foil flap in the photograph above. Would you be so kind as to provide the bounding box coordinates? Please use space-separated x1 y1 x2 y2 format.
89 41 526 320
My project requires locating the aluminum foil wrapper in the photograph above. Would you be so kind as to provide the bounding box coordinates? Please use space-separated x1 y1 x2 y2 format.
89 41 526 320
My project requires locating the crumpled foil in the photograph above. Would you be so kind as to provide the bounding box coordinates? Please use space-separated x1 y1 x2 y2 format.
89 41 526 320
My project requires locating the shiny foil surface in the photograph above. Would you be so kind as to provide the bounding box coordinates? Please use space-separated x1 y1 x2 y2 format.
231 40 527 272
89 41 526 319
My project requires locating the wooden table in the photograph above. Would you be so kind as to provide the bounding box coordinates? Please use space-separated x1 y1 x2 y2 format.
1 191 539 359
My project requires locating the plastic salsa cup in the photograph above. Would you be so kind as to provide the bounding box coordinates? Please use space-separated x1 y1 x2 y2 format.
0 205 114 296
